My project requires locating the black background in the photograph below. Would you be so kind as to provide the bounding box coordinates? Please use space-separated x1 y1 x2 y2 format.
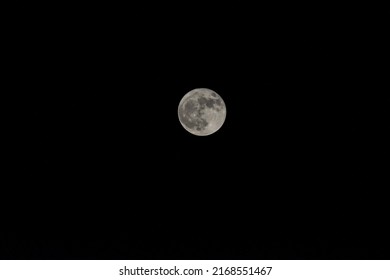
2 2 389 259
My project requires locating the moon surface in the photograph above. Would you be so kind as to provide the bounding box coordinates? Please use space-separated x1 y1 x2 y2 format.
178 88 226 136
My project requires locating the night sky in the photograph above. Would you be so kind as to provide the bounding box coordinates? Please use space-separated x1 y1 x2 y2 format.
3 3 388 259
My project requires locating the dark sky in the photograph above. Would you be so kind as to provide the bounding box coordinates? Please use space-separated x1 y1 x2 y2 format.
3 3 388 259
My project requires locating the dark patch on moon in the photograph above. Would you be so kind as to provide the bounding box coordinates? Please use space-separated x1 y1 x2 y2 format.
205 98 216 108
211 92 217 97
195 98 206 116
180 114 195 129
185 100 196 113
179 101 196 129
198 97 208 106
194 116 208 131
198 96 218 109
179 99 209 131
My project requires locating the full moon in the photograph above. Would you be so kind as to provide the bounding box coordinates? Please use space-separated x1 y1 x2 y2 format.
178 88 226 136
